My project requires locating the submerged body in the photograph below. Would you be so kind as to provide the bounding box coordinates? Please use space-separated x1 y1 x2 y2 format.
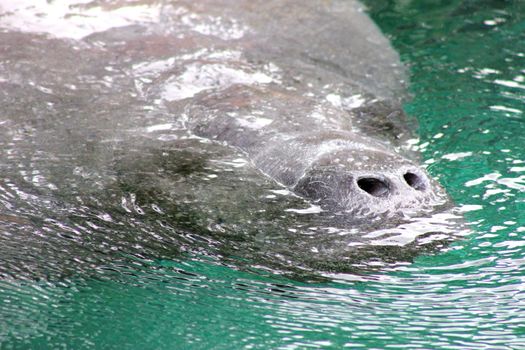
0 0 460 279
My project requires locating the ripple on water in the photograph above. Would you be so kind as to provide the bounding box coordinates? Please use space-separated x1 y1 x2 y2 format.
1 0 525 349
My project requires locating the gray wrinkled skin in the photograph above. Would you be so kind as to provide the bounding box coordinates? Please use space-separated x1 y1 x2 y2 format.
186 85 444 220
0 0 463 280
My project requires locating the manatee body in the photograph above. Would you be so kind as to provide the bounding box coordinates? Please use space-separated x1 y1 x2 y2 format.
0 0 459 279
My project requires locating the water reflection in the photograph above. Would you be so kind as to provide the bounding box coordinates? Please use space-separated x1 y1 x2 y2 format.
0 0 163 39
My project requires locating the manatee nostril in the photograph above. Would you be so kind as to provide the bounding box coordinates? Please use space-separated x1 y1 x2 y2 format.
403 172 426 191
357 177 390 197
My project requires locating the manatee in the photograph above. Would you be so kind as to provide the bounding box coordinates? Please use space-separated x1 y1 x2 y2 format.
0 0 463 280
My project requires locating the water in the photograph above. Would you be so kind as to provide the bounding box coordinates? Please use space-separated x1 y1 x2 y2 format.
1 0 525 349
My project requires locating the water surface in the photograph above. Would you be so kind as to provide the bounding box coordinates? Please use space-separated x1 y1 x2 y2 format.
2 0 525 349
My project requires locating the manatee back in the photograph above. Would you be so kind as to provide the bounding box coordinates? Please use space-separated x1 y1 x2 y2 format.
181 0 408 102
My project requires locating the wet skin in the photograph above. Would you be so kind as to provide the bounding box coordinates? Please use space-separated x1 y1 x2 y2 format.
185 84 448 220
0 0 461 279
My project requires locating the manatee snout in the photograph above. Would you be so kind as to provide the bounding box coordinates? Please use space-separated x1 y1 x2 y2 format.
294 148 449 219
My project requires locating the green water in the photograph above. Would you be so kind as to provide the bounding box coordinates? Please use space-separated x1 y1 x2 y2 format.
2 1 525 349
